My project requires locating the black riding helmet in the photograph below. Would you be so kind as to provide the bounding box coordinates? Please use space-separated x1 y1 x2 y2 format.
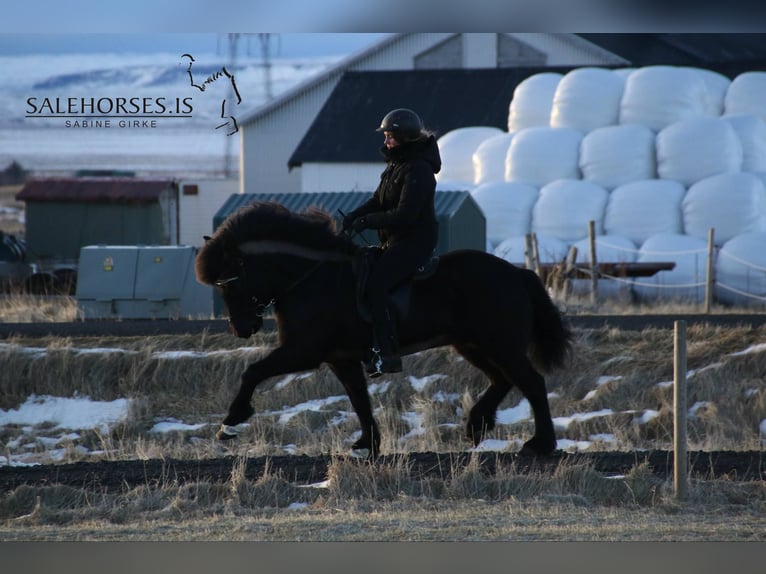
376 108 423 140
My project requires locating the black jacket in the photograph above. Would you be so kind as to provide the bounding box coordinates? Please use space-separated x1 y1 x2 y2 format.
350 135 441 247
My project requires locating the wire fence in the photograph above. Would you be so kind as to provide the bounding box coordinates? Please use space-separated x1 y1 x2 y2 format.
519 225 766 308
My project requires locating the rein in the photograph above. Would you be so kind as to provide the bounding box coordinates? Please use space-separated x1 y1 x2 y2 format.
217 242 353 315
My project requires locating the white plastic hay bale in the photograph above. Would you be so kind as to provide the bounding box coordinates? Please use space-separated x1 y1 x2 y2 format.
634 233 710 303
472 132 514 185
724 72 766 123
604 180 685 245
471 181 538 248
435 179 474 193
507 72 563 132
531 179 609 242
619 65 710 132
436 126 504 185
656 117 743 187
571 235 638 263
569 235 638 299
550 67 626 132
716 232 766 306
686 67 730 116
613 68 636 80
682 172 766 245
579 124 656 190
505 126 583 186
722 114 766 173
493 234 569 265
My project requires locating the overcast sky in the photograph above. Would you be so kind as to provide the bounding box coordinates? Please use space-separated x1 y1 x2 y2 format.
0 34 389 58
5 0 743 37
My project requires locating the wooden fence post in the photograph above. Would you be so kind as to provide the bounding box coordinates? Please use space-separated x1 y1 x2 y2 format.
524 234 533 270
705 228 715 314
588 220 598 304
530 232 541 278
674 320 688 501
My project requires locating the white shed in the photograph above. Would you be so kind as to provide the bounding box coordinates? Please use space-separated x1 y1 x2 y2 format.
178 178 239 246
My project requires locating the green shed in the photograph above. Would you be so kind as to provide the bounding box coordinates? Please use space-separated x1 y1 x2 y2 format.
213 191 486 254
16 178 179 263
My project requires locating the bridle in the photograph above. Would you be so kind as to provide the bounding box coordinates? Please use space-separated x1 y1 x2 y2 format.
214 275 275 317
214 248 346 318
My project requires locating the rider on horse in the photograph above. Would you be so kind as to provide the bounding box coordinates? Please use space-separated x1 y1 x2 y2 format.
342 108 442 377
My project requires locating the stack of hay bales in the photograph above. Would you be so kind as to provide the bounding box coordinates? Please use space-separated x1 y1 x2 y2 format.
441 66 766 305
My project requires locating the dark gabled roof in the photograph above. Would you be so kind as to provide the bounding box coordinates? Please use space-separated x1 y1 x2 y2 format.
16 178 177 204
288 67 576 168
579 33 766 74
289 35 766 168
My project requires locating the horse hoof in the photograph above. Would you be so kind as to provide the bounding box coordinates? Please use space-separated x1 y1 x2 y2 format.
349 447 371 459
216 424 240 441
519 438 556 456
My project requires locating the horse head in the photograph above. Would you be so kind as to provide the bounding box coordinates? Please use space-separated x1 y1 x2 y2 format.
195 201 357 338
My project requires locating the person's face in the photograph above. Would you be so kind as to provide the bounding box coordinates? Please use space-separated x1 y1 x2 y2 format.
383 131 400 149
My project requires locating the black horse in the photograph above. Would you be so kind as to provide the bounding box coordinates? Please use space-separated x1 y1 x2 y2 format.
195 201 572 457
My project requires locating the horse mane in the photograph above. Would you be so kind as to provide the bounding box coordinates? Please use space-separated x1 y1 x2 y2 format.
195 201 358 285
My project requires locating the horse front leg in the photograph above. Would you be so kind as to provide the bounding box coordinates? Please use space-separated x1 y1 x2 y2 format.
327 359 380 458
218 346 321 440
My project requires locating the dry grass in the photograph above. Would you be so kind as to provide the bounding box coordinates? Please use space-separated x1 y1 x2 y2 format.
1 322 764 462
1 295 765 540
0 185 24 237
0 455 763 540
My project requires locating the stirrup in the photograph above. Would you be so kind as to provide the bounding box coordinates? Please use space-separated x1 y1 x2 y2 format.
366 348 402 378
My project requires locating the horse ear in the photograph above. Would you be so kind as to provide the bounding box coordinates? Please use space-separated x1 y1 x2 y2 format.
203 235 211 242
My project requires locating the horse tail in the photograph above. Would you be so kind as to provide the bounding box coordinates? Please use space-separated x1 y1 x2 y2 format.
524 268 573 372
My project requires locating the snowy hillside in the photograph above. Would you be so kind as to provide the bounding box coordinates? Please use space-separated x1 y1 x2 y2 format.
0 52 336 175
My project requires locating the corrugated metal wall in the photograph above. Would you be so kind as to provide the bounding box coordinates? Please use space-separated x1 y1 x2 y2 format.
212 190 486 255
25 201 170 260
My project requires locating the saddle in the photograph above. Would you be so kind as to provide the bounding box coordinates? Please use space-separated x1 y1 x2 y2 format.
352 246 439 324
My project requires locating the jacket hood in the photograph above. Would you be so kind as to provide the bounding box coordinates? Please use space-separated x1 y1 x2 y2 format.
380 135 441 174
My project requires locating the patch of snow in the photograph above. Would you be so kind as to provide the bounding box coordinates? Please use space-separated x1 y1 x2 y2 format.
496 399 532 425
636 409 660 424
556 439 593 452
149 418 208 433
408 374 447 392
273 395 347 425
730 343 766 356
553 409 614 430
298 480 331 489
368 381 391 395
589 433 618 445
471 439 514 452
0 394 131 432
584 375 623 400
688 401 711 417
273 372 314 390
432 391 461 403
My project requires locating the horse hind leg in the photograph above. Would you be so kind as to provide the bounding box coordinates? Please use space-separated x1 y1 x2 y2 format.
327 359 381 458
453 344 511 447
456 344 557 456
504 352 557 456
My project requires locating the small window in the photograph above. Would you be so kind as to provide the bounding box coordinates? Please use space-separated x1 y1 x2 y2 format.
182 184 199 196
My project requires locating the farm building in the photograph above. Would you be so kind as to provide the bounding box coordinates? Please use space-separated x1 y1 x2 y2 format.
238 33 630 196
15 178 179 262
237 33 766 197
177 178 238 247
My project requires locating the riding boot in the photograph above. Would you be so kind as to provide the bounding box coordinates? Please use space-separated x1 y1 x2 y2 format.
367 306 402 378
